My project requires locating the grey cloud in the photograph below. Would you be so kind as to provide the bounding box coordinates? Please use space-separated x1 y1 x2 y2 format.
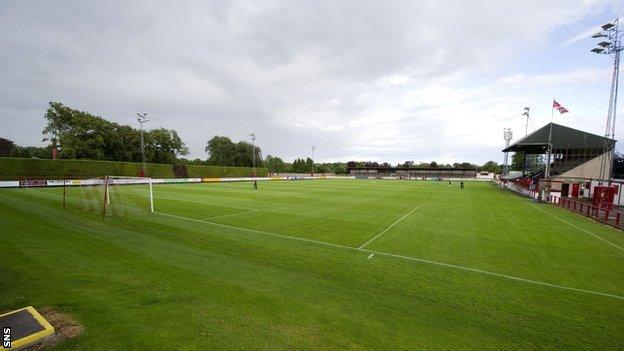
0 0 619 164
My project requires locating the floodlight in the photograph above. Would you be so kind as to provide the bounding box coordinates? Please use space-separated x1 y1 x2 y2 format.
592 32 606 38
136 112 149 122
598 41 612 47
601 22 615 30
591 48 605 53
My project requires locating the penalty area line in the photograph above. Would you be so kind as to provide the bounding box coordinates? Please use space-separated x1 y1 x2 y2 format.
358 206 420 249
154 211 624 301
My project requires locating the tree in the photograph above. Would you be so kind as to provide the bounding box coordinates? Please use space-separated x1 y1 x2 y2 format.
453 162 477 169
205 136 236 166
480 161 500 173
0 137 15 156
315 163 329 173
330 162 347 174
234 141 262 167
305 157 314 173
265 155 286 173
510 152 524 171
205 136 262 167
291 158 308 173
147 128 189 164
8 146 51 159
43 102 107 160
400 161 414 169
42 102 188 163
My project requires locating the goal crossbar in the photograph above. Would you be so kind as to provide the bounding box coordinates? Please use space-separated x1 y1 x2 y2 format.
102 176 154 218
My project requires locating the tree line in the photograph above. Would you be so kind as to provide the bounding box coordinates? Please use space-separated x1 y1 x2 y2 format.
1 102 509 174
345 160 501 173
0 102 190 164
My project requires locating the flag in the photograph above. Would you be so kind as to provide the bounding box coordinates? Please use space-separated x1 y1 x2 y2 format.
553 100 569 114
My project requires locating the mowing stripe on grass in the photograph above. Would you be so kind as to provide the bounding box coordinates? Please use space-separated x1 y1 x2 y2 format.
358 206 419 249
525 201 624 254
495 186 624 254
201 209 259 221
156 211 356 251
359 249 624 301
155 211 624 301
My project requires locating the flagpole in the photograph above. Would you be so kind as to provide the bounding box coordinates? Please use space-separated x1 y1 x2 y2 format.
546 99 554 178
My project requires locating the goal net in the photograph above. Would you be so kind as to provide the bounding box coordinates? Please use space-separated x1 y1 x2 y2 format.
68 176 154 218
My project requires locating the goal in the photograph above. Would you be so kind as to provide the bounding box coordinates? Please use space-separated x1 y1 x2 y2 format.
102 176 154 218
66 176 154 218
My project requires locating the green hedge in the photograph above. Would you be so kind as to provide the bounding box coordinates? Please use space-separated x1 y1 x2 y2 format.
186 165 268 178
0 157 267 180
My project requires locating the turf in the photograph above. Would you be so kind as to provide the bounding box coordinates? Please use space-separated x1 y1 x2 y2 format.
1 179 623 350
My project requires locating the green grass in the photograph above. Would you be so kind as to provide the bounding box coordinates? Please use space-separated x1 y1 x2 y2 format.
1 179 623 350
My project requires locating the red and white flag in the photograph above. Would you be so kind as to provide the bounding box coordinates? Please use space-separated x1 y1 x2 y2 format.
553 100 569 114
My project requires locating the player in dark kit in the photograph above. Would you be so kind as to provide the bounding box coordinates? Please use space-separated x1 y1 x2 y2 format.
253 180 258 190
460 181 464 190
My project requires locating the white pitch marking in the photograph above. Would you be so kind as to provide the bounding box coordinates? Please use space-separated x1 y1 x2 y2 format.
201 209 258 221
360 248 624 301
494 185 624 255
524 201 624 254
155 211 624 301
157 211 355 251
358 206 420 249
367 253 374 259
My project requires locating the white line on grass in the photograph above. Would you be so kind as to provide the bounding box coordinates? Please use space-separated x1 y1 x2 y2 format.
358 206 419 249
524 201 624 254
156 211 356 251
496 186 624 254
359 249 624 300
200 209 258 221
367 253 374 259
155 211 624 301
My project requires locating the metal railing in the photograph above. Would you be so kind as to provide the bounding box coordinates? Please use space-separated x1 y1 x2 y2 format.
549 195 623 229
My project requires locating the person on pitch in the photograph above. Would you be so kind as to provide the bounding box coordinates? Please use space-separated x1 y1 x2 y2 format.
253 180 258 190
460 181 464 190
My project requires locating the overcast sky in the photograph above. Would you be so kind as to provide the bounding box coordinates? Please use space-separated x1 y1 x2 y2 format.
1 1 623 164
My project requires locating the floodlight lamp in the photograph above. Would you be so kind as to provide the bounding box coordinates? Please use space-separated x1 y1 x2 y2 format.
592 32 606 38
601 22 615 30
598 41 612 47
591 48 605 53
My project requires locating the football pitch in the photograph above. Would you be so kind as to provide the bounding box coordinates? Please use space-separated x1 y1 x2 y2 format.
1 179 623 350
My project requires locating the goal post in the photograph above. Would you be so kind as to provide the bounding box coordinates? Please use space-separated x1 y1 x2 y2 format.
103 176 154 217
58 175 154 218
